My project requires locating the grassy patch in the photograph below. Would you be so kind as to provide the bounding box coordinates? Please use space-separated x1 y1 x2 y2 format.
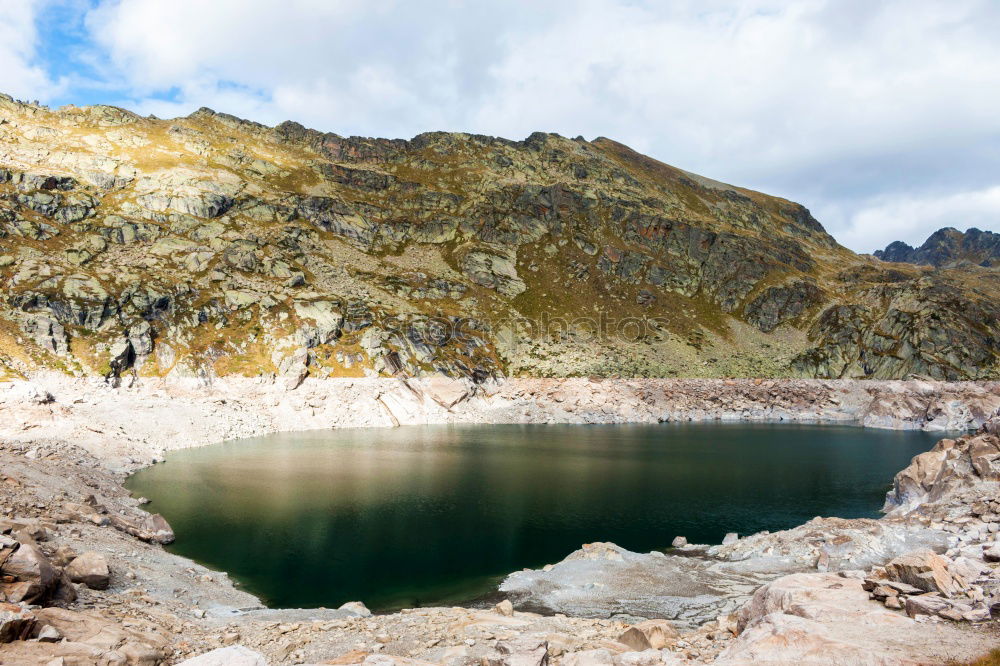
953 649 1000 666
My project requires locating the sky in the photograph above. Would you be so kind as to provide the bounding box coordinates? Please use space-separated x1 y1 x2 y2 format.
1 0 998 253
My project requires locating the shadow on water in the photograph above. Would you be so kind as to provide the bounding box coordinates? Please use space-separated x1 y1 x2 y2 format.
125 422 947 611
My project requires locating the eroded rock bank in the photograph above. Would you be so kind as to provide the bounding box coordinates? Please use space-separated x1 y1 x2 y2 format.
0 379 998 665
2 374 998 470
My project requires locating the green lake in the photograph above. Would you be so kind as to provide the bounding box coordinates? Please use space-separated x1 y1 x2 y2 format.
126 422 944 611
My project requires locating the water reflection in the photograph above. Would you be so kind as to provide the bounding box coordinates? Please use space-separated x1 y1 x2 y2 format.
127 422 943 610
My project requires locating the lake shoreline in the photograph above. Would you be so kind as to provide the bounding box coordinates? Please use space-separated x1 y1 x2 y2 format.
1 376 998 664
2 373 998 472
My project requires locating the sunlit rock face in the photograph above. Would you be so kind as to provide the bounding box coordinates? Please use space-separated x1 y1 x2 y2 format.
0 93 997 383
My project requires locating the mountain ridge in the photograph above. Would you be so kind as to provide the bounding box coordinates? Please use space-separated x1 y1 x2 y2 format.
0 93 997 381
874 227 1000 268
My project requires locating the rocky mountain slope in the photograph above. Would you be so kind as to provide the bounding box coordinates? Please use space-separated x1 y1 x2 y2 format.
1 94 998 382
874 227 1000 268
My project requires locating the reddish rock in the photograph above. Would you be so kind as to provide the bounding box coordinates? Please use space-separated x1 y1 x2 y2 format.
0 602 35 642
0 542 58 603
883 550 968 598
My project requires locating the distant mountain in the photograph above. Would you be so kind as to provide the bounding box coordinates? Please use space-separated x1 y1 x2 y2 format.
874 227 1000 268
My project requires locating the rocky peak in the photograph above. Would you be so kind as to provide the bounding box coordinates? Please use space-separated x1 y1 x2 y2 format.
874 227 1000 268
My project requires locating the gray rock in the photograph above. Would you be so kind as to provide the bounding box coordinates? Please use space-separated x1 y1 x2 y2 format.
963 606 991 622
107 512 175 544
294 300 343 347
743 280 821 333
500 542 791 630
277 348 310 390
296 194 377 246
337 601 371 617
36 623 62 642
881 580 924 596
561 650 613 666
486 637 548 666
904 593 953 618
460 248 526 298
108 338 135 377
883 550 968 597
128 320 154 357
22 315 69 355
176 646 268 666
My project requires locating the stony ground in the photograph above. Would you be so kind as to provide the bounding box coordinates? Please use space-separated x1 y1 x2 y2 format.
2 426 998 666
0 380 998 664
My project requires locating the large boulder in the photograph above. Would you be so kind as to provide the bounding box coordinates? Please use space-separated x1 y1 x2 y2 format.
459 248 526 298
65 551 111 590
722 569 985 664
499 541 776 630
617 620 678 650
743 280 821 333
734 572 905 634
337 601 372 617
0 542 59 603
420 374 471 409
294 300 343 347
108 512 175 544
903 594 954 619
881 550 968 598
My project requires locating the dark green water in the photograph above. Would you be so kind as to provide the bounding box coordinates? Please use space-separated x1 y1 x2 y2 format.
126 422 943 611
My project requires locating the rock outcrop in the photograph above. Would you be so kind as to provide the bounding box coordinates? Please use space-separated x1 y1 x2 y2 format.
883 416 1000 514
716 572 960 665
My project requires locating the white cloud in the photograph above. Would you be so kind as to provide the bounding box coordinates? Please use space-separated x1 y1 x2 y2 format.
20 0 1000 251
475 1 1000 180
0 0 63 101
833 186 1000 254
87 0 367 89
463 0 1000 250
83 0 498 134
